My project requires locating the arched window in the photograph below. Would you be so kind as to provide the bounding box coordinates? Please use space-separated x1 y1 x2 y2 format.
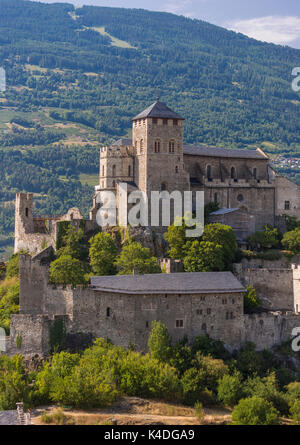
214 193 218 203
207 165 212 180
25 208 29 217
231 167 236 179
253 168 257 179
161 183 167 191
140 139 144 153
102 165 105 176
201 323 207 332
128 165 131 177
169 140 175 153
106 307 110 317
154 140 160 153
112 165 116 177
175 166 179 173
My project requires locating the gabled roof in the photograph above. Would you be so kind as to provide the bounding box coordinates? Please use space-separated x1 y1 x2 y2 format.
112 138 133 147
183 145 268 160
90 272 245 295
132 101 184 121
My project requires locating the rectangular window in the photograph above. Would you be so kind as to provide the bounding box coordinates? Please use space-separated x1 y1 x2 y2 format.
163 119 168 125
285 201 290 210
173 119 178 126
153 118 157 124
207 308 211 315
196 309 203 315
176 319 184 328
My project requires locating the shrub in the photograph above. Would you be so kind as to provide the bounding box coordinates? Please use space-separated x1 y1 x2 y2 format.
217 372 244 407
0 355 32 410
41 409 75 425
194 401 205 423
244 286 261 312
232 396 280 425
243 373 289 416
148 321 171 363
248 226 279 251
5 254 19 278
290 400 300 423
282 228 300 254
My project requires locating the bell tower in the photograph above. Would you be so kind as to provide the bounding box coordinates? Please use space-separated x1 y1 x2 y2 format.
132 100 190 196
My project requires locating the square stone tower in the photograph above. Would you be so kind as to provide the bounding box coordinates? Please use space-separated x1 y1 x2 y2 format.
132 101 190 196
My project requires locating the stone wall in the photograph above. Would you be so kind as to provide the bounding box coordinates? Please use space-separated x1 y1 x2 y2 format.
242 312 300 351
234 265 294 311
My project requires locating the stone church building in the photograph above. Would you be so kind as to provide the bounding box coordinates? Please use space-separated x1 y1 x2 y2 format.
91 100 300 238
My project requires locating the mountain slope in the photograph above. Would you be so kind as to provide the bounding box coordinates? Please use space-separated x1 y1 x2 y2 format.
0 0 300 258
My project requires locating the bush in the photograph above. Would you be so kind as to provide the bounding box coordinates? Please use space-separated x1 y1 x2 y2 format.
217 372 244 407
243 373 289 416
248 226 279 251
6 254 19 278
194 401 205 422
244 286 261 312
232 396 280 425
0 355 33 410
282 228 300 254
148 321 171 363
290 400 300 423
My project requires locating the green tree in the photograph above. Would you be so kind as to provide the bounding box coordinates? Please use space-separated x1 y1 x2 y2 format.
116 242 161 275
282 227 300 254
248 226 279 251
164 216 189 260
232 396 279 425
244 286 261 312
49 255 87 286
6 254 19 278
148 321 172 363
201 224 237 269
183 240 224 272
89 232 118 276
217 372 244 407
56 226 86 261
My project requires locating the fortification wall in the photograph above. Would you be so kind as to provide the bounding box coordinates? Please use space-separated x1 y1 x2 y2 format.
234 266 294 311
243 312 300 351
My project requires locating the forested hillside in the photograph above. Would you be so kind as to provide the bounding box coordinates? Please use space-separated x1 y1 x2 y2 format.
0 0 300 259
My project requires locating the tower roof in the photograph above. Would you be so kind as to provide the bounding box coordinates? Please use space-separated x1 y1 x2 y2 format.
132 101 184 121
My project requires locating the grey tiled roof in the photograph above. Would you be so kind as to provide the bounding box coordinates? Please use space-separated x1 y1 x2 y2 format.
183 145 268 159
0 410 18 425
112 138 133 146
90 272 245 295
132 101 185 120
210 208 240 215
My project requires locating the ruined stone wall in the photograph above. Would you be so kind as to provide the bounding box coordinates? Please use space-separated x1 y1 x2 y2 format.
275 175 300 220
8 314 52 357
242 312 300 351
234 265 294 311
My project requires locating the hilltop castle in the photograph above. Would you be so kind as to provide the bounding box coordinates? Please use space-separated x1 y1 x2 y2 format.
15 100 300 254
7 100 300 358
